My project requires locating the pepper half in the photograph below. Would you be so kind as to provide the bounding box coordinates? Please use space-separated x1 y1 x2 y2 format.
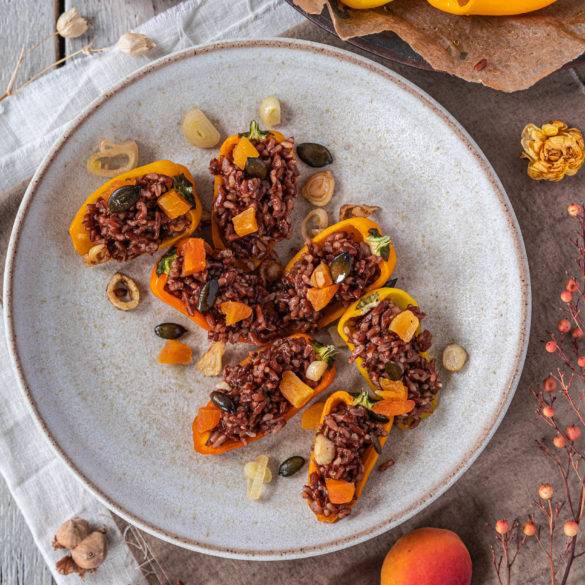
425 0 557 15
69 160 202 260
192 333 336 455
306 388 404 523
283 218 396 327
337 287 439 427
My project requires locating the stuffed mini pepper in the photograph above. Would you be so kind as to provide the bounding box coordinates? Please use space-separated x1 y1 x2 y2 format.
193 334 336 454
338 287 442 429
209 121 299 260
275 218 396 330
69 160 202 264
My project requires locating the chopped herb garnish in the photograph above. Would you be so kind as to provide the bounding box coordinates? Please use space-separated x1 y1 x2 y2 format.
365 228 391 261
353 391 376 410
240 120 269 141
312 340 337 367
356 292 380 315
156 247 177 276
173 174 195 207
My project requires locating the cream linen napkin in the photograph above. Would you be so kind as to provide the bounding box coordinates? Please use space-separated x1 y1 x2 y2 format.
0 1 302 583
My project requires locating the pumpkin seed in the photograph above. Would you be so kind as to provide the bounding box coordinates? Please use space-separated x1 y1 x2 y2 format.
368 410 390 424
297 143 333 168
198 278 219 313
155 322 187 340
245 157 268 180
278 456 306 477
371 434 382 454
330 252 352 284
108 185 141 212
210 391 236 414
384 361 404 381
385 277 398 288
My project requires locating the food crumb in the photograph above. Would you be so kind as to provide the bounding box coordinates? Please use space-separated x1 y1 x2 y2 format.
378 459 395 473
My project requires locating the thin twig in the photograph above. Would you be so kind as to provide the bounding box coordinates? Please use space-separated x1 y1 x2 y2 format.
0 47 25 102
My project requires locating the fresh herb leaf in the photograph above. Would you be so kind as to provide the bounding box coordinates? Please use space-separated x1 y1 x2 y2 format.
241 120 269 141
365 228 391 261
173 174 195 207
353 391 376 410
312 340 337 367
156 247 177 276
356 292 380 315
385 277 398 288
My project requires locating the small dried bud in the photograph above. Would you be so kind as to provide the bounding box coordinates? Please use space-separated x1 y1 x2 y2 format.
566 425 581 441
539 483 554 500
564 520 580 537
558 319 571 334
56 8 88 39
573 328 584 340
568 203 582 217
566 278 579 292
495 519 510 535
523 520 537 537
561 290 573 303
116 32 156 56
542 405 555 418
553 434 567 448
543 376 557 392
578 357 585 368
53 517 91 550
545 341 558 353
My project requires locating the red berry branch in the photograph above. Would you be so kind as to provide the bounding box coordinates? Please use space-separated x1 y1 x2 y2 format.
492 203 585 585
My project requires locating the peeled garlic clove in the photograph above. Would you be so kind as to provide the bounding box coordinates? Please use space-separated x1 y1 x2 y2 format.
182 108 220 148
301 208 328 242
314 433 336 466
71 531 108 570
442 343 468 372
259 96 281 128
302 171 335 207
306 360 328 382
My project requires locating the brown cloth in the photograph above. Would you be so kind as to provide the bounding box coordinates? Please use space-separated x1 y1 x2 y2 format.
294 0 585 92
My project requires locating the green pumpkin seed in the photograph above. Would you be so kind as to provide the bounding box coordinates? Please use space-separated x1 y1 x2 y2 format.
384 361 404 381
371 434 382 454
278 456 306 477
297 143 333 168
108 185 141 212
368 410 390 424
155 322 187 339
330 252 352 284
245 157 268 180
198 279 219 313
210 391 236 414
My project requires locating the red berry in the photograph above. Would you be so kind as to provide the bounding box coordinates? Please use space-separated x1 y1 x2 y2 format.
523 521 537 537
579 357 585 368
546 341 558 353
561 290 573 303
573 328 584 340
558 319 571 334
543 376 557 392
553 434 566 448
566 278 579 293
495 519 510 535
566 425 581 441
564 520 580 537
542 405 555 418
568 203 582 217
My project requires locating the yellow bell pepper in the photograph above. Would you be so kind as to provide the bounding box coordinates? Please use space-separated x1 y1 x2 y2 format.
337 287 439 427
69 160 202 259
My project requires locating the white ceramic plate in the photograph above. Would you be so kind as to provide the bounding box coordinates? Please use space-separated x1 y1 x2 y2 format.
4 40 530 560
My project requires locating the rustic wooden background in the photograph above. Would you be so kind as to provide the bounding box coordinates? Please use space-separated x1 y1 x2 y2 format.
2 1 585 585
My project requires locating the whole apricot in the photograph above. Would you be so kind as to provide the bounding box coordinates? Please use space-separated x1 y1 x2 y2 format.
381 527 472 585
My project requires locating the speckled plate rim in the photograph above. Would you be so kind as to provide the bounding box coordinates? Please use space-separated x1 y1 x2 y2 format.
3 38 531 560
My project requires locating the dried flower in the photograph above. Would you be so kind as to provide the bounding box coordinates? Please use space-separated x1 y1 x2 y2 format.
522 520 537 537
566 425 581 441
553 434 566 449
521 121 585 182
545 341 558 353
56 7 88 39
542 405 555 418
568 203 582 217
543 376 557 392
539 483 554 500
495 519 510 535
558 319 571 334
116 32 156 57
564 520 580 538
566 278 579 292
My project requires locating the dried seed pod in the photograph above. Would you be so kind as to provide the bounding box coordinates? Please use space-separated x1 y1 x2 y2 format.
182 108 220 149
302 171 335 206
56 8 88 39
339 203 381 221
53 517 91 550
106 273 140 311
70 530 108 570
83 244 110 266
442 343 468 372
301 208 328 241
116 32 156 56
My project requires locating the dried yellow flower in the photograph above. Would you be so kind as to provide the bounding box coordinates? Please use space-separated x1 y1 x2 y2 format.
116 32 156 57
521 120 585 182
56 7 88 39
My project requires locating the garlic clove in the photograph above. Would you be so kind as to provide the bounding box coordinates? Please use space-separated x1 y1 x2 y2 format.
259 96 282 128
306 360 328 382
314 433 336 466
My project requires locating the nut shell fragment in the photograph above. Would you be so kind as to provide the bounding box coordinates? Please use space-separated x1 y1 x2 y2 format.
339 203 381 221
106 272 140 311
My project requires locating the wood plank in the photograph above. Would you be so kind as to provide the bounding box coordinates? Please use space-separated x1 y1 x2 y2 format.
0 0 58 95
65 0 183 54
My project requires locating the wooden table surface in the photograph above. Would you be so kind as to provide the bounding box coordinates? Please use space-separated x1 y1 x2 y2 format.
2 2 585 585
